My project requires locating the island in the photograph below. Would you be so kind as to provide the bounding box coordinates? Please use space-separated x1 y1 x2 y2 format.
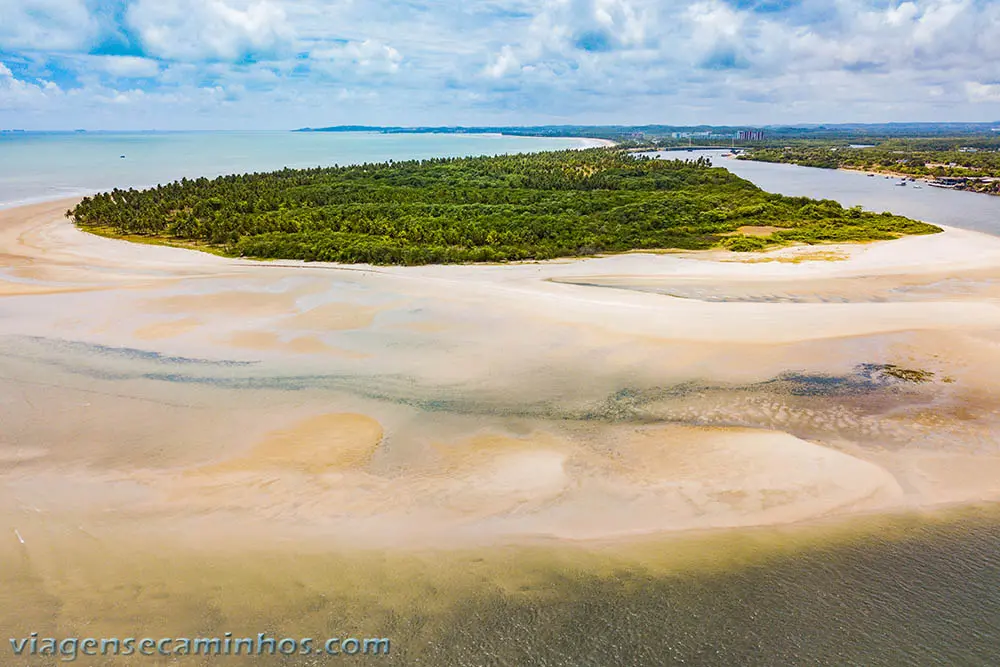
69 148 938 264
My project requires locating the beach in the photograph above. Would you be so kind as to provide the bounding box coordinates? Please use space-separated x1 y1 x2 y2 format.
4 195 1000 662
4 197 1000 545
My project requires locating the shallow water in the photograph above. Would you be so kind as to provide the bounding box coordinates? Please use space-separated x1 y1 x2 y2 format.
4 505 1000 666
411 508 1000 666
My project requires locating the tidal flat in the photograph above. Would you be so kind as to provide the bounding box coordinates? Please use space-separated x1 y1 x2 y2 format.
4 199 1000 664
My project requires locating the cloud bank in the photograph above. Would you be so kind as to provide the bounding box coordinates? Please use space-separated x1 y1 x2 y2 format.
0 0 997 128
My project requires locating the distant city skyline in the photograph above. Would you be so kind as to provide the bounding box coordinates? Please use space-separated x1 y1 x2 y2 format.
2 0 999 130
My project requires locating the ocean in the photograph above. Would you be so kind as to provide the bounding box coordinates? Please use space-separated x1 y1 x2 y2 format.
0 131 595 209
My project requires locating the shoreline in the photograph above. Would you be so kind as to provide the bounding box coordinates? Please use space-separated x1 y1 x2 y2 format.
730 154 1000 197
570 136 618 148
3 198 1000 552
0 132 614 211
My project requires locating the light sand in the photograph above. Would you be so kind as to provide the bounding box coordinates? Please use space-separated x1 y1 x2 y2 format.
193 412 383 475
281 301 380 330
223 330 369 356
2 198 1000 555
134 316 202 340
724 225 788 237
143 291 304 317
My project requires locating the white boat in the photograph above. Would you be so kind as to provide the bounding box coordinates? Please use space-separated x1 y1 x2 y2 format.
895 181 906 186
912 184 923 189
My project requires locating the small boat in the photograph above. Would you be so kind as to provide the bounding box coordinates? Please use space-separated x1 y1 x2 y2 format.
120 155 126 159
895 181 907 186
912 184 923 189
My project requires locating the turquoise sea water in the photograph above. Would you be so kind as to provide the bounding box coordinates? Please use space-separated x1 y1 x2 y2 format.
0 131 593 208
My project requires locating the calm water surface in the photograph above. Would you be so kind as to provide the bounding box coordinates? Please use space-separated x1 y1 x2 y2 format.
0 131 593 208
409 509 1000 666
677 149 1000 236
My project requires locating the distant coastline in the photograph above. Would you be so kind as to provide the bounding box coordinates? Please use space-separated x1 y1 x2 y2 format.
295 125 625 145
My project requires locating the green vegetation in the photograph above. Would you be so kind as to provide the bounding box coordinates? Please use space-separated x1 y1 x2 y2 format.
739 137 1000 195
69 149 939 265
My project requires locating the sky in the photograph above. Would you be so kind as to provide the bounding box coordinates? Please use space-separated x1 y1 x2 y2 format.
1 0 999 130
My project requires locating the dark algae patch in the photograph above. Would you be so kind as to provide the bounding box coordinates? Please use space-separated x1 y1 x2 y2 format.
68 149 939 265
867 363 935 383
585 362 942 422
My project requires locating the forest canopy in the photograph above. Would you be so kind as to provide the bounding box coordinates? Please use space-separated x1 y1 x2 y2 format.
69 148 939 265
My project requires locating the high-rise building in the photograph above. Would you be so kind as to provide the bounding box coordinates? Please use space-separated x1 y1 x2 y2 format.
737 130 765 141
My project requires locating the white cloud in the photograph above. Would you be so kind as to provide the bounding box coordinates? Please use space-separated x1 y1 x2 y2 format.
966 82 1000 104
3 0 1000 127
0 61 61 110
539 0 649 51
97 56 161 79
0 0 98 51
484 45 520 78
312 39 403 74
126 0 295 62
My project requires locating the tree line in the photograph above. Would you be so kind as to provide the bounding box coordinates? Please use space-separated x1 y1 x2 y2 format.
69 148 938 265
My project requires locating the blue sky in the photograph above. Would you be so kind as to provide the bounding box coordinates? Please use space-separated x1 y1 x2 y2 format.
1 0 999 129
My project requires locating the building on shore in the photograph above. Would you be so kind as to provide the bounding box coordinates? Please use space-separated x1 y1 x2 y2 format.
737 129 765 141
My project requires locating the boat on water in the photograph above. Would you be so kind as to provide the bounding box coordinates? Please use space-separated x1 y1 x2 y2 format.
895 181 907 186
912 184 923 189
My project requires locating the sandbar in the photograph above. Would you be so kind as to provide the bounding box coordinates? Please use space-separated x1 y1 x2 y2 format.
2 197 1000 554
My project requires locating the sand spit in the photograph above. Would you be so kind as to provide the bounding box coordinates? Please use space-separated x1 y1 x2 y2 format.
3 199 1000 553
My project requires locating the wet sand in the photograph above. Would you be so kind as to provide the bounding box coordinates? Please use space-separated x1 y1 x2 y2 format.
4 199 1000 662
4 198 1000 539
